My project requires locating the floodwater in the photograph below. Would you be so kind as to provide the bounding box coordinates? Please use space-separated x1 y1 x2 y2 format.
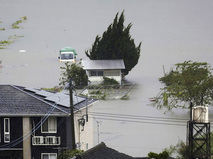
1 0 213 157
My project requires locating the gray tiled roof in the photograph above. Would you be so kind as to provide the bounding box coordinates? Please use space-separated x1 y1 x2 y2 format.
0 85 96 117
82 59 125 70
72 142 135 159
71 142 175 159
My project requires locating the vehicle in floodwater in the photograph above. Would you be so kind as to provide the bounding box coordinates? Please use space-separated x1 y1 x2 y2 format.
58 47 77 63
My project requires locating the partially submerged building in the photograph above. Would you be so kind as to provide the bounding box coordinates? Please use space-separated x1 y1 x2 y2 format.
82 59 125 85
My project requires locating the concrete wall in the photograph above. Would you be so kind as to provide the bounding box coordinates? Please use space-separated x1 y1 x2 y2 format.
23 117 31 159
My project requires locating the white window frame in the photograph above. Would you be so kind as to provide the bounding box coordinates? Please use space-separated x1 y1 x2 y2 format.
4 118 10 143
41 153 57 159
41 117 57 133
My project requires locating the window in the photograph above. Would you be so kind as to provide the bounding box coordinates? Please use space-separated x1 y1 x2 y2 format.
41 117 57 133
90 70 103 76
4 118 10 143
61 53 73 60
41 153 57 159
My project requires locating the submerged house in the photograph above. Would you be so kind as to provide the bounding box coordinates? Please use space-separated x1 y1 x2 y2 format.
0 85 97 159
82 59 125 85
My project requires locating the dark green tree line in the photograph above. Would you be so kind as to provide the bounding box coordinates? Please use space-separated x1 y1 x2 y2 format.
85 11 141 76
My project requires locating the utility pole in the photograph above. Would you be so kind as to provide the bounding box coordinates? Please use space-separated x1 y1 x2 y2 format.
69 78 76 150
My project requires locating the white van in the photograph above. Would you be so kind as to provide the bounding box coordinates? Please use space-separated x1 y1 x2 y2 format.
58 47 77 63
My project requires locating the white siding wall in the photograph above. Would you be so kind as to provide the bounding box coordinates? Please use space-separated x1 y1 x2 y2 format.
87 69 122 85
74 105 93 151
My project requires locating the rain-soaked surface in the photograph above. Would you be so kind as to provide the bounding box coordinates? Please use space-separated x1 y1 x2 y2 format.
1 0 213 157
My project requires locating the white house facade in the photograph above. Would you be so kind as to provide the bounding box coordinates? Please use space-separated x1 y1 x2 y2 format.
82 59 125 85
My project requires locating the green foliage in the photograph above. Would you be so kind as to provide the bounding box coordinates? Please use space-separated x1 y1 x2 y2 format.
121 94 129 100
0 20 5 31
85 11 141 76
12 16 27 29
154 61 213 111
59 62 88 88
148 150 169 159
101 77 119 85
164 132 213 159
41 86 62 92
163 140 190 159
0 34 23 49
57 149 83 159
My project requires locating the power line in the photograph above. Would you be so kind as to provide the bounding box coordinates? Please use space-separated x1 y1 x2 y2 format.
89 116 186 126
90 112 189 121
88 112 213 127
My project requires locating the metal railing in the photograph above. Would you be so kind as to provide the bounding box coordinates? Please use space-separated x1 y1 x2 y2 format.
32 136 60 146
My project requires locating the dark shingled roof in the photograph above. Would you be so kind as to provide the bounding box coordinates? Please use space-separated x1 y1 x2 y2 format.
72 142 135 159
0 85 97 117
71 142 175 159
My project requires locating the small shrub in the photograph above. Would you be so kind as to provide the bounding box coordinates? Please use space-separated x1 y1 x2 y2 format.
57 149 83 159
101 77 119 85
148 150 169 159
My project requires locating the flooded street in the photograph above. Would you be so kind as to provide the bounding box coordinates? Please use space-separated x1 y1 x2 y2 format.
1 0 213 157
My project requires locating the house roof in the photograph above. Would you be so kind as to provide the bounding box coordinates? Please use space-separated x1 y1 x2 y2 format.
71 142 175 159
81 59 125 70
72 142 135 159
0 85 97 117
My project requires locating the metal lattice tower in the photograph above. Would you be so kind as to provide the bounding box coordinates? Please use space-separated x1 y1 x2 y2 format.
188 104 211 159
188 122 210 159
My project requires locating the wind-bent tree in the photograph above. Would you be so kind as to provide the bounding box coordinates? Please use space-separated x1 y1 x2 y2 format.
154 61 213 111
59 62 88 88
85 11 141 76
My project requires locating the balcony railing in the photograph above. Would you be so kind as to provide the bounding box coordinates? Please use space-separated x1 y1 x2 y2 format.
32 136 60 146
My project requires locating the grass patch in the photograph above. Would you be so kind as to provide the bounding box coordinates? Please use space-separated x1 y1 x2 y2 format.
0 34 24 49
12 16 27 29
0 20 5 30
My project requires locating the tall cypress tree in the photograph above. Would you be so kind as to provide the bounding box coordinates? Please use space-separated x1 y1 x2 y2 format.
85 11 141 76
